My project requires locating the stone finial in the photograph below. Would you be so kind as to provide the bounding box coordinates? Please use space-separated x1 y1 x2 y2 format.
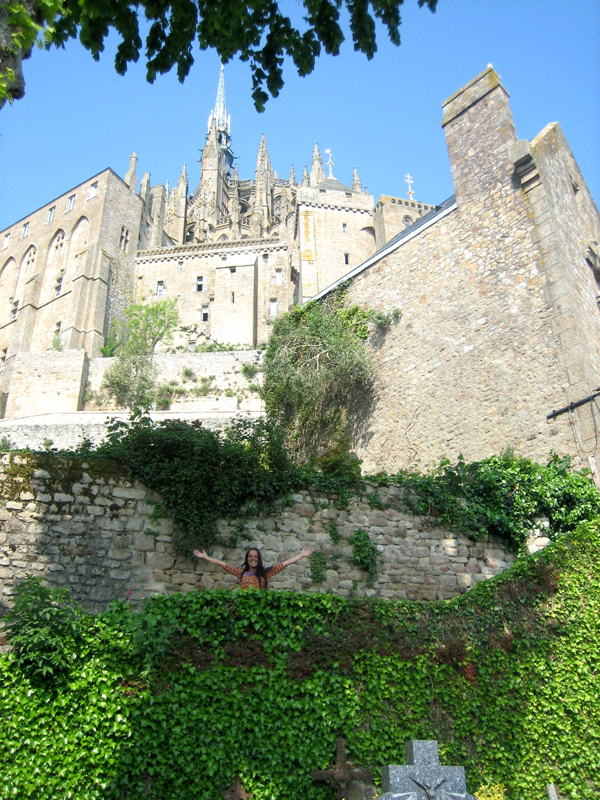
124 152 138 192
380 740 476 800
351 166 362 193
233 163 239 182
289 165 296 186
302 166 309 186
221 776 252 800
179 163 188 186
311 142 325 184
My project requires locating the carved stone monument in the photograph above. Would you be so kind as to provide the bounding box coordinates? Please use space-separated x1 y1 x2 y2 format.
378 740 475 800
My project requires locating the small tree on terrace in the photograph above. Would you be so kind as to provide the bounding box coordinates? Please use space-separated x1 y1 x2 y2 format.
102 298 180 409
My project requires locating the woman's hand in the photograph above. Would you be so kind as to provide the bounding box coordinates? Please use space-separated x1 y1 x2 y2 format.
193 549 208 560
300 547 314 558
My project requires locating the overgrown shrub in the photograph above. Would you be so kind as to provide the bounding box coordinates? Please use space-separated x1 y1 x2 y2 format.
389 450 600 550
262 286 387 458
3 576 84 682
94 412 298 552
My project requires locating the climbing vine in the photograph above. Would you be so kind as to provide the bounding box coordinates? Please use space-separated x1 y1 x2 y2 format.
1 522 599 798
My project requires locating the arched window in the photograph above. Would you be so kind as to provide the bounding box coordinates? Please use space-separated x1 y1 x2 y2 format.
48 230 65 266
70 217 90 257
119 226 130 252
403 216 413 229
22 246 37 274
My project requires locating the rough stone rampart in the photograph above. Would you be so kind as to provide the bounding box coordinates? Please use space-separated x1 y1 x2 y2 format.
0 453 527 614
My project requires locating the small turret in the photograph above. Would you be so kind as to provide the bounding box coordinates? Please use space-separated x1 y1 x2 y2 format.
351 166 362 193
124 152 138 193
302 166 309 187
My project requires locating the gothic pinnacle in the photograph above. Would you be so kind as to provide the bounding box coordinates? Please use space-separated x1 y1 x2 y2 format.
352 166 362 193
289 165 296 185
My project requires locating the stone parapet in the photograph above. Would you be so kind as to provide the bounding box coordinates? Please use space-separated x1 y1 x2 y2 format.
0 454 521 613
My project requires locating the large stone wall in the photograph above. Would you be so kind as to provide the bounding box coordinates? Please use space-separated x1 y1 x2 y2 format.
0 453 523 614
342 67 600 474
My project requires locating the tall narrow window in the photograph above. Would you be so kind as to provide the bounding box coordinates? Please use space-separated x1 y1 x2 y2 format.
24 247 36 273
47 207 55 223
344 253 350 265
55 277 63 297
202 306 209 322
403 216 412 228
156 280 164 296
55 321 61 334
0 349 6 370
88 182 98 199
275 269 283 286
10 300 19 320
67 195 75 212
231 292 235 304
2 233 9 250
178 260 183 271
119 226 130 252
196 276 203 292
269 298 277 317
21 222 29 238
342 223 347 234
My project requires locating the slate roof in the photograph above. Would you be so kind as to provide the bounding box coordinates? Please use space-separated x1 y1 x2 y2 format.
316 177 354 193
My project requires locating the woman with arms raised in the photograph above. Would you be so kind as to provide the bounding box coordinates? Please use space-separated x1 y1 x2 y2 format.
193 546 313 590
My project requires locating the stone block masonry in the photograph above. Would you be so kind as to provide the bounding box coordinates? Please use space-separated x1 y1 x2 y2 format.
0 453 523 614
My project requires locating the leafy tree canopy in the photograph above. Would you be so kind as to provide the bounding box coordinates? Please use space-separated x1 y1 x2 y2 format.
0 0 439 109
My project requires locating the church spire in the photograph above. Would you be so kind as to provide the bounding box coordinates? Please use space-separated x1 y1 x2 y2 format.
213 64 227 131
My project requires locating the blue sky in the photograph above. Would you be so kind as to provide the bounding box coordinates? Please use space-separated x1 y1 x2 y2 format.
0 0 599 230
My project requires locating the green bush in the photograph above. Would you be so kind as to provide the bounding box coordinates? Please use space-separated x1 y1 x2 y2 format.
392 450 600 550
1 522 599 799
241 361 260 380
3 576 84 682
94 413 298 553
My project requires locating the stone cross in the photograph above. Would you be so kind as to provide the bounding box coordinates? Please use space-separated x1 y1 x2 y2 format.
311 738 373 800
326 149 334 179
377 741 475 800
405 173 414 199
221 776 252 800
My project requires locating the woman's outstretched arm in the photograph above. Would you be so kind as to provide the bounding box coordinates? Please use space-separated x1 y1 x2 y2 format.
193 550 230 569
280 547 314 568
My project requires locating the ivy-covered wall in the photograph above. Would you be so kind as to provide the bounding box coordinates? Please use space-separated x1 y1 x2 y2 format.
0 453 525 612
1 521 599 799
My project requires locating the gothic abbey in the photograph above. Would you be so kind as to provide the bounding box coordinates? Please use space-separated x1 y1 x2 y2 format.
0 66 599 479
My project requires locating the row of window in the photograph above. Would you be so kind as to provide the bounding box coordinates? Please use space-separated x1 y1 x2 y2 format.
2 183 99 251
156 268 284 297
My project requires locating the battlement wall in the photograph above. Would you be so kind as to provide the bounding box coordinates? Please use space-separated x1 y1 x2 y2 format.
0 453 530 614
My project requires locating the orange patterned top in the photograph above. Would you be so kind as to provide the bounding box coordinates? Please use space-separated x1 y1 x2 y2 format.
223 562 286 590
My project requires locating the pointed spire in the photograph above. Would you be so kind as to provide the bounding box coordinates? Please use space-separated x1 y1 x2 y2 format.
289 165 296 186
233 163 239 181
351 166 362 193
256 133 270 173
311 143 325 184
179 163 188 185
214 64 227 131
302 166 309 186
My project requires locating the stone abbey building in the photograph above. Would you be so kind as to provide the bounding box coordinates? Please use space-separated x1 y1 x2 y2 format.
0 66 599 478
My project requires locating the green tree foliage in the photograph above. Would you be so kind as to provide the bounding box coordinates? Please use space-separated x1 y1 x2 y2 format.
0 0 439 110
95 412 298 552
1 521 599 798
124 297 180 355
102 299 179 409
262 288 383 459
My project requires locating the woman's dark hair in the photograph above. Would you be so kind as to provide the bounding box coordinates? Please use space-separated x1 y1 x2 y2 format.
243 548 269 588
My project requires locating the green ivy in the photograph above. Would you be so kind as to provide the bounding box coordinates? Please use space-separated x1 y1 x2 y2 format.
347 529 380 585
309 550 328 583
386 450 600 550
1 521 599 798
